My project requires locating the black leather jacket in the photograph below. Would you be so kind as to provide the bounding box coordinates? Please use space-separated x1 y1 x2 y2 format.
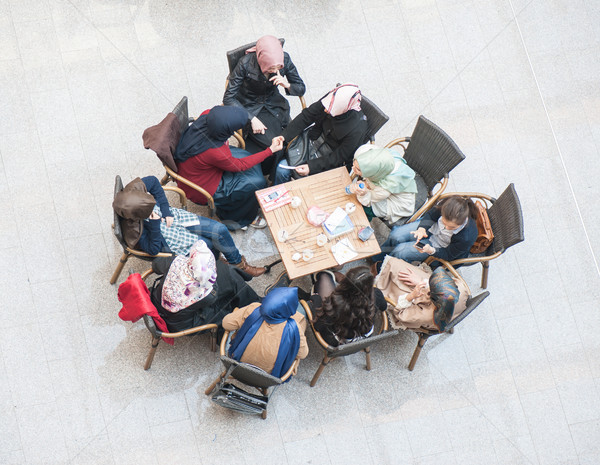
223 52 305 121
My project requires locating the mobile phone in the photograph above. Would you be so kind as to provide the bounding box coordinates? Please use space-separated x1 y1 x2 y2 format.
358 226 374 241
414 241 425 250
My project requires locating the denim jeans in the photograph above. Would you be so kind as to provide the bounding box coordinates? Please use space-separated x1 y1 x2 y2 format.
273 159 294 185
373 221 430 263
186 217 242 264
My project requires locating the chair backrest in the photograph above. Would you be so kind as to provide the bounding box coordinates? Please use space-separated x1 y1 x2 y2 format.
486 183 525 256
403 116 466 191
172 96 190 136
112 175 128 252
327 329 397 358
220 356 283 389
360 94 389 142
226 38 286 75
445 291 489 332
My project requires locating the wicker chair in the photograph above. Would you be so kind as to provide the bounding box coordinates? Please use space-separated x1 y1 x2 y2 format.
138 270 218 370
426 183 524 289
225 38 307 110
360 94 389 143
145 96 245 218
300 300 397 387
109 175 186 284
382 115 466 227
381 258 490 370
205 329 299 419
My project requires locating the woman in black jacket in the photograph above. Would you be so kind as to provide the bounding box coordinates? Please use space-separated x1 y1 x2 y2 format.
150 241 260 333
223 35 305 161
274 83 369 184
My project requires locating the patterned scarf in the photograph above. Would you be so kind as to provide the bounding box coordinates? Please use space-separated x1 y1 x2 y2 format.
429 268 460 331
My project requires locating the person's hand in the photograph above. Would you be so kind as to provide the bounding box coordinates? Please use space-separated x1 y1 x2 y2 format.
295 164 310 176
269 136 284 153
355 182 368 195
421 244 435 255
165 216 174 227
269 70 290 89
149 212 160 220
397 269 421 287
251 116 267 134
411 227 428 242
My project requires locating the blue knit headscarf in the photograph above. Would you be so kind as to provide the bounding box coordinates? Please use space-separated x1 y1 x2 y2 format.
228 287 300 378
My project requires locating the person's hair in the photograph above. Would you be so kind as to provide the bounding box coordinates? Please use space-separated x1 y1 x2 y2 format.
313 266 377 340
439 195 477 224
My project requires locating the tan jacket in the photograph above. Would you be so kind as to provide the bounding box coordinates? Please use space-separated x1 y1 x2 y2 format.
222 303 309 375
376 258 468 331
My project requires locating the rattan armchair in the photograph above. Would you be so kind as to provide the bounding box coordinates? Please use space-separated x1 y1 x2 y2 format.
360 94 389 143
383 115 466 227
300 300 397 387
381 258 490 370
138 269 218 370
425 183 524 289
205 329 299 419
109 175 186 284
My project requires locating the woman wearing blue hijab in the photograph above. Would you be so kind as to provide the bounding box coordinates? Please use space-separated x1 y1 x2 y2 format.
222 287 308 378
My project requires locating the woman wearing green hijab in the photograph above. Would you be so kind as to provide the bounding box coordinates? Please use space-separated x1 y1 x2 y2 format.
349 144 417 223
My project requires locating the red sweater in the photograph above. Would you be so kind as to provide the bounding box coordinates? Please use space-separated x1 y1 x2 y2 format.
177 142 272 205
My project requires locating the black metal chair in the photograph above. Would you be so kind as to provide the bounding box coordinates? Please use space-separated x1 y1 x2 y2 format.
426 183 525 289
205 329 299 419
382 115 466 227
300 300 397 387
109 175 185 284
225 38 307 110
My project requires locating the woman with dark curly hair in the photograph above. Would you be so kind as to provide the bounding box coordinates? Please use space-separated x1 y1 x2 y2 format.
310 266 387 347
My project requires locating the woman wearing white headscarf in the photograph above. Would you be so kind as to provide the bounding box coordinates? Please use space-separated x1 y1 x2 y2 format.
274 83 369 184
150 241 260 333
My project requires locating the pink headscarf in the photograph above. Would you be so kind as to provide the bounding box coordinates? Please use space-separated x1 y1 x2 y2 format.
160 240 217 313
246 35 284 74
321 83 362 117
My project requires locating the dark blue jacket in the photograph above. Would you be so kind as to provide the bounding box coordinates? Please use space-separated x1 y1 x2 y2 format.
419 207 477 262
135 176 172 256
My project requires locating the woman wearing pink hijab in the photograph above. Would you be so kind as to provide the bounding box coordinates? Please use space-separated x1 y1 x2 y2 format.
223 35 306 168
274 83 369 184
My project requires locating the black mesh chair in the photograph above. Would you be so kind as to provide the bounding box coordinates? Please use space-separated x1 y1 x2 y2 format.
148 96 245 218
382 115 466 227
300 300 397 387
205 329 299 419
109 175 185 284
386 290 490 371
426 183 525 289
361 94 389 143
225 38 307 110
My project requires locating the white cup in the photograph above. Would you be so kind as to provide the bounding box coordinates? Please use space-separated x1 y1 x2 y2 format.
290 196 302 209
345 202 356 214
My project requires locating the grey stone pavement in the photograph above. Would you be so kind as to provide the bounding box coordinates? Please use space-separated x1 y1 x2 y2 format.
1 0 599 464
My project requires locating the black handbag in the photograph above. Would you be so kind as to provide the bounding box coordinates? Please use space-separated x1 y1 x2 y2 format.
211 382 268 415
285 127 332 178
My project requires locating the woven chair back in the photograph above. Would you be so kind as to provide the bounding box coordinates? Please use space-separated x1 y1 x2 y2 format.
404 115 465 190
486 183 524 255
220 356 283 390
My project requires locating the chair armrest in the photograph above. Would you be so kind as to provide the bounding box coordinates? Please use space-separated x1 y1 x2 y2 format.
125 247 172 259
446 251 503 266
299 300 335 351
159 323 218 339
219 330 230 356
438 191 496 206
406 176 449 223
232 131 245 150
163 165 215 212
384 137 410 154
280 358 300 382
299 96 307 109
430 258 471 295
163 185 188 210
140 268 154 280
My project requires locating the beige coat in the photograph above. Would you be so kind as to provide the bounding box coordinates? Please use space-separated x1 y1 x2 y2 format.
222 303 308 375
376 258 468 331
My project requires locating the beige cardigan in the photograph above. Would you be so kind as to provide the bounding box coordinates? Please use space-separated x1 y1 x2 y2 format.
375 258 469 331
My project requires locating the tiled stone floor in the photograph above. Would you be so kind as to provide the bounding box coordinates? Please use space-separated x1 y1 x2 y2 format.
1 0 599 464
